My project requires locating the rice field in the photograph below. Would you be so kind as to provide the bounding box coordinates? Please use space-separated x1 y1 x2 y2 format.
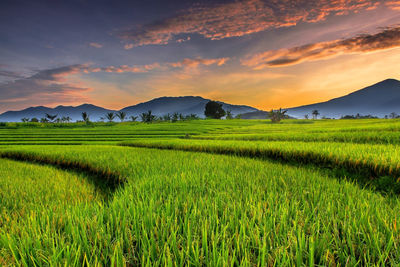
0 119 399 266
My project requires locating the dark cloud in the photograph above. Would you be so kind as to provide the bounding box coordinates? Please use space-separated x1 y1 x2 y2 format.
242 26 400 68
0 65 91 108
119 0 388 47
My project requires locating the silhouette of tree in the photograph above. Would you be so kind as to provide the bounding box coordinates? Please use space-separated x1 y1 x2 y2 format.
268 108 287 123
45 113 57 122
106 112 115 122
312 110 320 119
21 118 29 122
204 101 226 119
129 115 138 122
117 111 127 122
140 110 155 123
81 112 90 123
390 112 398 119
30 118 39 123
304 114 309 119
172 112 179 122
40 118 49 123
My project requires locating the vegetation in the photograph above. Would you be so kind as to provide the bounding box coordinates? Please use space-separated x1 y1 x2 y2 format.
312 109 320 119
117 111 127 122
140 110 156 123
204 101 226 119
268 108 287 123
1 119 400 265
106 112 116 122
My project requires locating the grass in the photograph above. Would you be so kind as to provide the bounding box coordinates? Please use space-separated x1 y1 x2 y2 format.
0 158 101 266
0 119 400 265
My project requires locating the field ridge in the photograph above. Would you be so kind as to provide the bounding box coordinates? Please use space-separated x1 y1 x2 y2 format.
120 141 400 194
0 150 126 196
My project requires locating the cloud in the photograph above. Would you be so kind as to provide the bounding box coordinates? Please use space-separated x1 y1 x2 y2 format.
0 65 91 108
176 36 191 43
0 57 228 110
124 43 134 50
119 0 389 47
167 57 229 68
0 70 23 79
242 26 400 68
89 42 103 48
85 57 229 73
386 0 400 10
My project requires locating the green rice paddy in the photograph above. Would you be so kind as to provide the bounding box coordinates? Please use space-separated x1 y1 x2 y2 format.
0 119 399 266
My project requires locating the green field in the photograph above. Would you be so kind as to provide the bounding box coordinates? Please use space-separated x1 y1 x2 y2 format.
1 119 400 266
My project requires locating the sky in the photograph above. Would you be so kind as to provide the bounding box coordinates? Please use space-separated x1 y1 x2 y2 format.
0 0 400 112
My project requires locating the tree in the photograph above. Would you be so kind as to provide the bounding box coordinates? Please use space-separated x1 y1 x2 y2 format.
106 112 115 122
226 110 233 119
81 112 90 123
117 111 127 122
172 112 179 122
40 118 49 123
312 110 320 119
163 114 171 122
30 117 39 123
304 114 309 119
268 108 287 123
390 112 398 119
140 110 155 123
130 115 138 122
204 101 226 119
46 113 57 122
21 118 29 122
62 116 71 123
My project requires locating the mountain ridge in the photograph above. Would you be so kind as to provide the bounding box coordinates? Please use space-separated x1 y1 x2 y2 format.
0 96 258 122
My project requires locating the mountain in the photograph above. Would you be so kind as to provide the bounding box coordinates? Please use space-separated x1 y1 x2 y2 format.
286 79 400 118
0 96 258 122
0 104 114 122
120 96 257 117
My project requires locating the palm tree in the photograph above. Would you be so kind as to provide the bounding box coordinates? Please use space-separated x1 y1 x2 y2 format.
140 110 155 123
45 113 58 122
268 108 287 123
304 114 309 119
129 115 138 122
106 112 115 122
81 112 90 123
40 118 49 123
116 111 127 122
172 112 179 122
65 116 72 123
312 110 320 119
390 112 398 119
21 118 29 122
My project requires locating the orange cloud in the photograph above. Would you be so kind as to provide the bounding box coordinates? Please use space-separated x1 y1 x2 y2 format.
119 0 388 47
242 26 400 68
386 0 400 9
83 57 228 74
167 57 229 68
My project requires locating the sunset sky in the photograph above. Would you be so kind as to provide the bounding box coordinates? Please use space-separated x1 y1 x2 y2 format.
1 0 400 112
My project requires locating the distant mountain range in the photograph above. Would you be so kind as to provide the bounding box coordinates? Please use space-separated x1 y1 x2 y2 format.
1 79 399 122
286 79 400 119
0 96 258 122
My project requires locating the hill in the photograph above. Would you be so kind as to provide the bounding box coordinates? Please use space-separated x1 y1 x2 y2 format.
286 79 400 118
